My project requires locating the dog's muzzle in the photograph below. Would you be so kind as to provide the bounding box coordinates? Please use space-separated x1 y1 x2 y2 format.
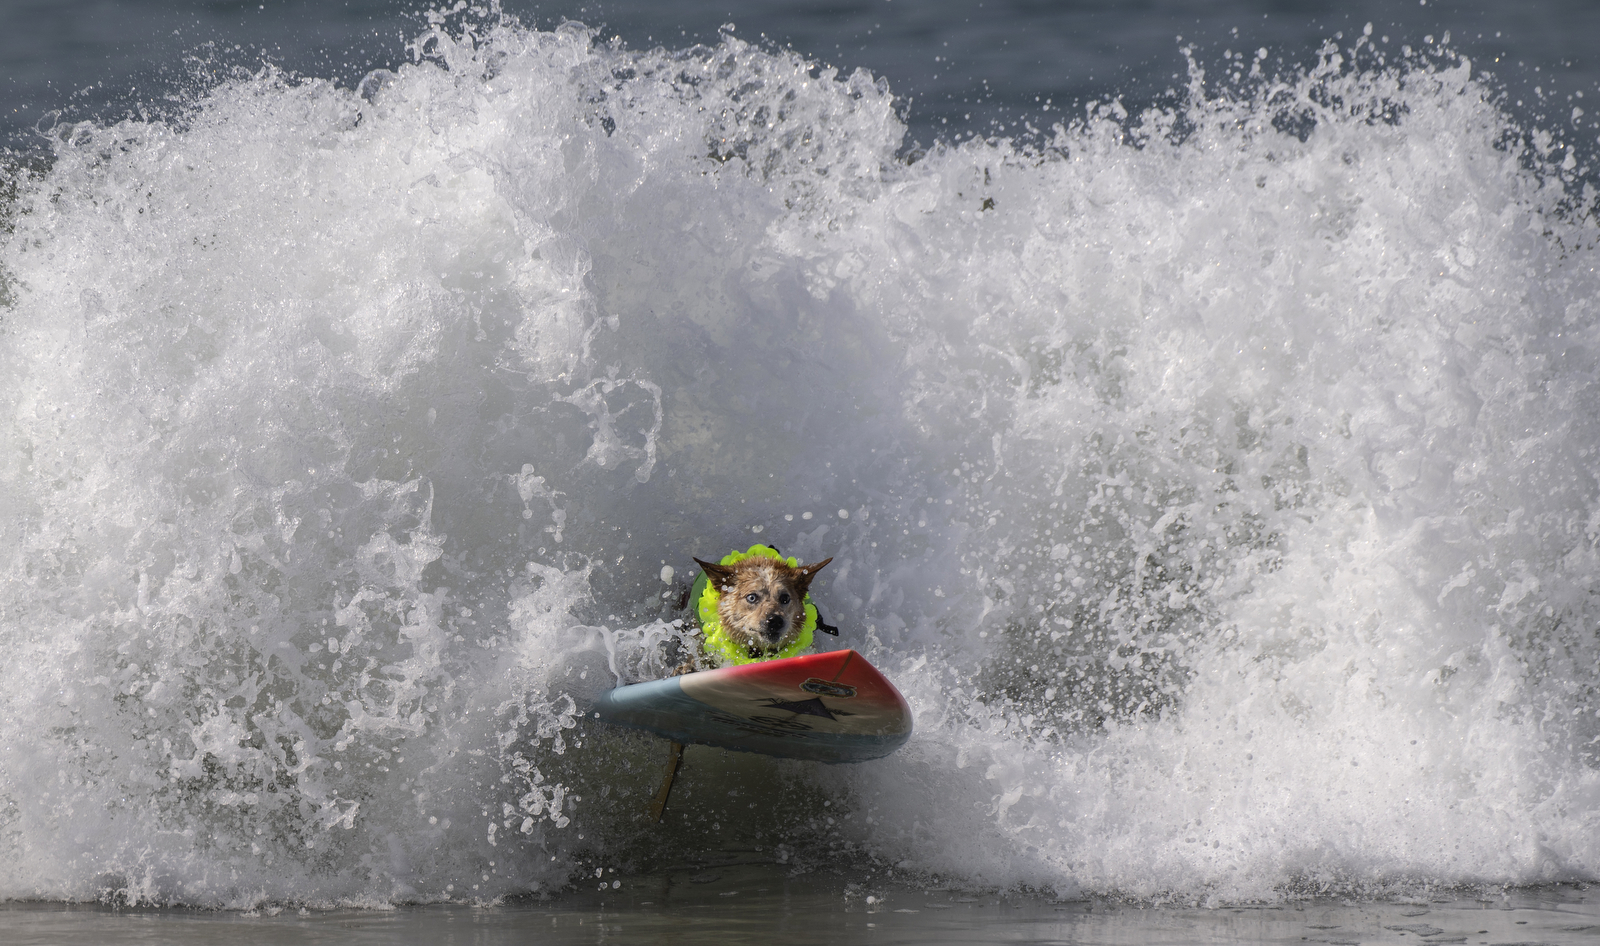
762 613 786 641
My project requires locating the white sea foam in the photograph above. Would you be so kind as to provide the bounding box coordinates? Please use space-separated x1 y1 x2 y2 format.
1 11 1597 906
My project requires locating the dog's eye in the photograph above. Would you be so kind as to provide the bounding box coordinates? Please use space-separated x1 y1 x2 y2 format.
745 593 759 604
778 592 791 605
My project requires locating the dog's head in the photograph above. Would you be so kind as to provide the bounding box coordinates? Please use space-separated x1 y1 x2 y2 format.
694 554 832 657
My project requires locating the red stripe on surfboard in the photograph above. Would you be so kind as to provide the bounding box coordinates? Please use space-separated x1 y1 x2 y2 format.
708 650 906 712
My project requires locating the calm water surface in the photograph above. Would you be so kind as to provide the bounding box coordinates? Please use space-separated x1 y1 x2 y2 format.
5 871 1599 946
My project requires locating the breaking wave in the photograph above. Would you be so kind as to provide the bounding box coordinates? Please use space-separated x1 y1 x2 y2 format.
1 8 1597 906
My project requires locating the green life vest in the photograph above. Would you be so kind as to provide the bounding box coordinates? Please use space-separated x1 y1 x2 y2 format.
694 544 818 667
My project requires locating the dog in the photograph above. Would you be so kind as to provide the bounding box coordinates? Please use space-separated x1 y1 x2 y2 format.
676 551 832 671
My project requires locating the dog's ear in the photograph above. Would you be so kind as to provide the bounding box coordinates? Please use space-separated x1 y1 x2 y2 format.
791 557 833 596
695 557 737 590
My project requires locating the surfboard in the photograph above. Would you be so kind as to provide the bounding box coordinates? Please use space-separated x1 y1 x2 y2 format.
589 649 912 763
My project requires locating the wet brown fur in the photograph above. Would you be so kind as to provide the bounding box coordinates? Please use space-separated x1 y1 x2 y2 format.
692 554 832 662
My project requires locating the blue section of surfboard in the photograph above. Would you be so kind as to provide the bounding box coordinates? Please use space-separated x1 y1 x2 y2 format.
589 649 913 763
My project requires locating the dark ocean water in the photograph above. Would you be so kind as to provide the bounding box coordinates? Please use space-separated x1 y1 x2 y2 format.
4 0 1600 936
5 0 1599 152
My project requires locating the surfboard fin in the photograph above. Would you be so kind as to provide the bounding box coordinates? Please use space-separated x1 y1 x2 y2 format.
648 741 685 823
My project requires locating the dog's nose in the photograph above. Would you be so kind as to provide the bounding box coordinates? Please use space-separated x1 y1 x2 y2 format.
764 613 786 637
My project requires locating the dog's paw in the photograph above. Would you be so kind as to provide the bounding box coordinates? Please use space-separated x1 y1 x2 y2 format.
671 660 700 676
